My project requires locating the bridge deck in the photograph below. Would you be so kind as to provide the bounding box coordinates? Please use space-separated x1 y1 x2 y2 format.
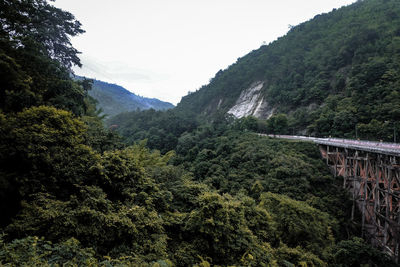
267 135 400 156
266 134 400 261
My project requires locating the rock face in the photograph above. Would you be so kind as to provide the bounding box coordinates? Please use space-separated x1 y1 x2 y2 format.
227 81 274 119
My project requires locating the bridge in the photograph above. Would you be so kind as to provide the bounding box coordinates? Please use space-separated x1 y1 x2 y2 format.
268 135 400 262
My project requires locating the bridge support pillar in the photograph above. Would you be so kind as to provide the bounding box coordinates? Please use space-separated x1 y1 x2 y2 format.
319 145 400 262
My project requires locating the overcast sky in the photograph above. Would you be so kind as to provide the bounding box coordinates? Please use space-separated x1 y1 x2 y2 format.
53 0 356 105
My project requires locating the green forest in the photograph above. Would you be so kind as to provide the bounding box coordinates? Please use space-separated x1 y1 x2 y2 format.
177 0 400 142
0 0 399 266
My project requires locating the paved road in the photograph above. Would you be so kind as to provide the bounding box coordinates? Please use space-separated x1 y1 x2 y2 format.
265 134 400 156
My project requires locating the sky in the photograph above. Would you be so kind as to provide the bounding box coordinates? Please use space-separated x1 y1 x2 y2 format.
53 0 357 105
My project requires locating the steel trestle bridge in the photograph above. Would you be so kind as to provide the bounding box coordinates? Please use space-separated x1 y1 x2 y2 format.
268 135 400 262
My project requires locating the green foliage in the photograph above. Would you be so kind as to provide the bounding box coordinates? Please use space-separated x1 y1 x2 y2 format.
1 1 398 266
176 0 400 141
357 119 388 141
0 0 84 69
260 193 334 258
0 236 98 266
95 143 174 207
0 105 394 266
107 108 199 153
0 47 90 114
184 192 271 265
5 188 168 260
0 106 96 199
174 130 340 205
0 235 174 266
0 0 89 115
1 134 176 262
266 114 288 134
233 116 259 132
82 114 124 153
0 52 33 112
273 245 326 267
85 78 174 118
0 106 98 227
332 237 397 266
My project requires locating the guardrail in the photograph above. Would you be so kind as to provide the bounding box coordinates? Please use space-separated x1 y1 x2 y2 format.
265 134 400 156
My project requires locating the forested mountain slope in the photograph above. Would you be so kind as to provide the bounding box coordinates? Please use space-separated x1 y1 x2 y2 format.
176 0 400 140
77 77 174 117
0 0 398 266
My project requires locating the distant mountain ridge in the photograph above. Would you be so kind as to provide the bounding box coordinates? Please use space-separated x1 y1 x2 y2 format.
78 76 174 117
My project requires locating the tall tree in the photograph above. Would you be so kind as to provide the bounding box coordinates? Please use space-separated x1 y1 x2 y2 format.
0 0 84 69
0 0 89 114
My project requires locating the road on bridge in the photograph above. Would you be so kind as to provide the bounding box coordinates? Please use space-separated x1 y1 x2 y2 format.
266 135 400 156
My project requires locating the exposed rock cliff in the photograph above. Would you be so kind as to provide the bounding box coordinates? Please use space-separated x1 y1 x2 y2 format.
227 82 274 119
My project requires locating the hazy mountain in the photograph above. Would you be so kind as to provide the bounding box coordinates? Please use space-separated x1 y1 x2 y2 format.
81 77 174 117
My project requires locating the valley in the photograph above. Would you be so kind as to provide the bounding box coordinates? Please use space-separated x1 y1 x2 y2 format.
0 0 399 266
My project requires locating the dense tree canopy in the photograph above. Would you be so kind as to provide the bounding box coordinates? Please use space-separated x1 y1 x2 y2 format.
1 0 398 266
0 0 88 115
176 0 400 141
0 0 84 68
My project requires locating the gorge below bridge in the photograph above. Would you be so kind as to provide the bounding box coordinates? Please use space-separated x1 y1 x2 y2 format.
268 135 400 262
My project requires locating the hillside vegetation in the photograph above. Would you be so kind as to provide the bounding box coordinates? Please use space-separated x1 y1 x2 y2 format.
86 78 174 117
0 0 398 266
177 0 400 141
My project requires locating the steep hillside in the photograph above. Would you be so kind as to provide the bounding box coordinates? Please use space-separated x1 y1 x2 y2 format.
84 78 174 117
176 0 400 140
2 0 399 265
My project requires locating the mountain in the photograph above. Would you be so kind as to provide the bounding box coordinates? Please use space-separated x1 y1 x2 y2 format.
176 0 400 140
81 77 174 117
3 1 400 266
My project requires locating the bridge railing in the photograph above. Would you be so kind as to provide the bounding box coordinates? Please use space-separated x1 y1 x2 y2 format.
323 137 400 150
266 134 400 154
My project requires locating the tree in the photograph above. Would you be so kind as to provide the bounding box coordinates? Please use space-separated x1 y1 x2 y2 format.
332 237 396 266
183 192 276 265
0 0 89 115
0 0 85 69
0 52 33 111
5 187 168 260
234 116 259 131
260 192 335 258
267 114 288 134
357 119 388 141
0 106 97 225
